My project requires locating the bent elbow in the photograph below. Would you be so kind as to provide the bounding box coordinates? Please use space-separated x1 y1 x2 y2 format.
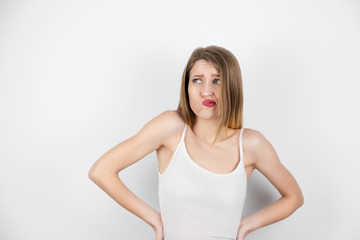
88 163 102 182
88 161 119 183
297 193 304 208
291 191 304 210
285 192 304 212
88 167 97 181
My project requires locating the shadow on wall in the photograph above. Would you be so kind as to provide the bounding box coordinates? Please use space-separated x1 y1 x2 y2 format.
243 170 280 216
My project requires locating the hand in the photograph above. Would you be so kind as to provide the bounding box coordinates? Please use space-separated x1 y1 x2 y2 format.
236 217 252 240
236 226 248 240
152 213 164 240
153 225 164 240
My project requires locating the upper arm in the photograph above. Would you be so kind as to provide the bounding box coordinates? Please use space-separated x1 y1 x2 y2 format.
88 110 183 177
248 129 303 204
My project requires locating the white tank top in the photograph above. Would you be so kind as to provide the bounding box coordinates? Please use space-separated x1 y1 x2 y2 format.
158 124 247 240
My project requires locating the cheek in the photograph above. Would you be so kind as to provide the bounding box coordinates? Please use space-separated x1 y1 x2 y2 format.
187 88 199 110
187 87 196 102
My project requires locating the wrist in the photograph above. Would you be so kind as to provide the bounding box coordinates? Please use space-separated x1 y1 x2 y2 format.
240 215 259 235
149 211 162 230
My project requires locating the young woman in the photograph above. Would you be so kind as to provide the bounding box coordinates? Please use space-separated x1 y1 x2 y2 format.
88 46 304 240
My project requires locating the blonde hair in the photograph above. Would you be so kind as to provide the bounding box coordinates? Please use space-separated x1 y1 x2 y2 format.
176 45 244 147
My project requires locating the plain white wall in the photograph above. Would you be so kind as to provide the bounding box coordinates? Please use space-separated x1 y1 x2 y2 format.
1 0 359 239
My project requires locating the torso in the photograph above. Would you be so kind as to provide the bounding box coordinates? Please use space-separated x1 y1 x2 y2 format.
156 111 255 180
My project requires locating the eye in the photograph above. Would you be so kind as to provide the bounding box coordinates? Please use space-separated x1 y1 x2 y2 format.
213 79 220 85
192 78 201 83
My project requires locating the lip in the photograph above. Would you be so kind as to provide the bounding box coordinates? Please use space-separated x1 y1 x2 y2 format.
202 99 216 107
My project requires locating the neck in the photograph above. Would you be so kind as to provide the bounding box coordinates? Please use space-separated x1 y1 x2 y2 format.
192 118 229 146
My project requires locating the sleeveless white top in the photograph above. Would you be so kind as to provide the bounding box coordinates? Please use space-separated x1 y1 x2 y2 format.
158 124 247 240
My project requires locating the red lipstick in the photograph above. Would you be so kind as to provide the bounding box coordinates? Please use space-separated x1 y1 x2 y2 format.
202 99 216 107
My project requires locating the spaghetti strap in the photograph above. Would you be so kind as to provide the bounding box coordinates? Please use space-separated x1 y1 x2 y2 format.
239 128 244 165
180 124 187 142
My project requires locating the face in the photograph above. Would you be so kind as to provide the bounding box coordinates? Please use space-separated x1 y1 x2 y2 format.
188 59 221 120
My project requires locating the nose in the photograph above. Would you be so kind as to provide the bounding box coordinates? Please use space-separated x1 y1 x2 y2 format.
200 81 215 98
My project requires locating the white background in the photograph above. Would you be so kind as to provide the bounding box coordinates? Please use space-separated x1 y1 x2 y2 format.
1 0 359 239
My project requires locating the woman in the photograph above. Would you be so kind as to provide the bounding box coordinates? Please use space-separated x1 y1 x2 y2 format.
88 45 304 240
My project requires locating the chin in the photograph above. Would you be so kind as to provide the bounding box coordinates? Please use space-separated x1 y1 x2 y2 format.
191 106 220 119
195 113 220 120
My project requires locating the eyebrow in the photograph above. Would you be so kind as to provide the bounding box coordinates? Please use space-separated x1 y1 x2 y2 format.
191 74 220 78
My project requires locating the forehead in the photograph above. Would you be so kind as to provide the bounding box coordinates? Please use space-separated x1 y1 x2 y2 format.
190 60 219 76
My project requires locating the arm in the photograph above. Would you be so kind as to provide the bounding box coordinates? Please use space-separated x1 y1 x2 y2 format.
237 129 304 239
88 110 179 234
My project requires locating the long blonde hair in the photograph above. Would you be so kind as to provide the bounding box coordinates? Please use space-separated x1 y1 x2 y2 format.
176 45 244 147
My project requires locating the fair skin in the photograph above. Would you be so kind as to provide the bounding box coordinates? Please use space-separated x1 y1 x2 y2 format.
88 59 304 240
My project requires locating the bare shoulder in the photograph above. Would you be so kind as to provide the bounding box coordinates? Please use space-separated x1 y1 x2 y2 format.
140 110 185 150
242 128 278 167
242 128 264 146
158 110 185 129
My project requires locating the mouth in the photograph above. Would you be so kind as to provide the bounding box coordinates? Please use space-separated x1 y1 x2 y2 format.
202 99 216 107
